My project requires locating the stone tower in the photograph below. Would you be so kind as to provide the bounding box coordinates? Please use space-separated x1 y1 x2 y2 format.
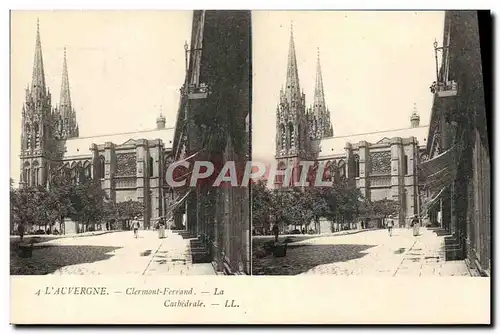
275 24 310 186
307 47 334 141
53 47 79 139
410 103 420 128
20 20 53 188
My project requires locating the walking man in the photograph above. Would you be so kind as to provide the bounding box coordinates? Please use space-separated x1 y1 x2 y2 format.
410 215 420 237
132 217 140 238
386 215 394 237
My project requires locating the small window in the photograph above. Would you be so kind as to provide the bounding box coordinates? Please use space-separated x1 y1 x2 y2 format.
354 155 360 178
99 156 105 179
403 155 408 175
149 157 154 177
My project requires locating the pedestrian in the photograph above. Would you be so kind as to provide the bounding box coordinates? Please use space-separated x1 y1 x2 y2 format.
410 215 420 237
158 217 166 239
386 215 394 237
272 223 279 243
17 222 25 241
132 217 140 238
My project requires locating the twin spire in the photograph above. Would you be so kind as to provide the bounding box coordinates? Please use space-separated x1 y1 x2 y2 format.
283 23 333 137
29 19 78 137
285 23 327 112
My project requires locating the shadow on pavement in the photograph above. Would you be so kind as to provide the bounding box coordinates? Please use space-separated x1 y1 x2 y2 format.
252 244 376 275
10 245 122 275
189 239 211 264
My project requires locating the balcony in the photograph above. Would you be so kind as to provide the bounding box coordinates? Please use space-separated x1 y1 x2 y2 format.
430 80 458 98
187 83 209 100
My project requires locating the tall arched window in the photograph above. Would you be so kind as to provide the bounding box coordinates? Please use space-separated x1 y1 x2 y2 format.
323 161 332 181
32 161 40 186
76 162 84 184
70 162 77 185
288 122 294 148
83 161 91 181
338 160 346 179
354 155 360 178
277 161 286 186
403 155 409 175
99 156 105 179
34 123 40 148
149 157 154 177
25 124 31 149
280 124 286 150
23 162 30 186
297 124 302 149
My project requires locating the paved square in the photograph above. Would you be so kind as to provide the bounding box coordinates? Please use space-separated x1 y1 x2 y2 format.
253 228 472 276
11 230 216 275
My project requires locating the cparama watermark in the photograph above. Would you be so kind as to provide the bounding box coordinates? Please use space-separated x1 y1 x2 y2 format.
165 160 335 188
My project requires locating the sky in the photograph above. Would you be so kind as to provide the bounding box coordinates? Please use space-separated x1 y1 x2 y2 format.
252 11 445 164
10 11 193 185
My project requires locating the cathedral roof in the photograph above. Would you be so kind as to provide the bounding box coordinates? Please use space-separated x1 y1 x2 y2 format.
318 125 429 156
63 127 175 158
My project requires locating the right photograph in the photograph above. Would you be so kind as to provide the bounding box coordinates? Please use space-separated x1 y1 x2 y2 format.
251 11 491 277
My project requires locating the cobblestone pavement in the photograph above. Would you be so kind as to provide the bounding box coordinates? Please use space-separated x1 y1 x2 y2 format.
252 228 472 277
11 230 216 275
144 231 216 276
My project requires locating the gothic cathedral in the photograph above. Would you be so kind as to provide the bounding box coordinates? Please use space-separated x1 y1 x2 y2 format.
275 26 334 185
20 20 80 188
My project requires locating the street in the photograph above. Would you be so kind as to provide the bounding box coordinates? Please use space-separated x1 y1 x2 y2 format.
10 230 216 275
252 228 473 276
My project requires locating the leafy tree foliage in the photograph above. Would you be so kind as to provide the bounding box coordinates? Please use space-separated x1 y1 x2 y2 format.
251 178 365 234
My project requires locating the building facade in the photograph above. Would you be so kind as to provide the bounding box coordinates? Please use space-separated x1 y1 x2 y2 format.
171 11 251 275
19 20 176 230
420 11 490 276
274 25 428 226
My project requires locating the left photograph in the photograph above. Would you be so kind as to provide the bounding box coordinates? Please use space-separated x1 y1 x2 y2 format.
10 10 251 276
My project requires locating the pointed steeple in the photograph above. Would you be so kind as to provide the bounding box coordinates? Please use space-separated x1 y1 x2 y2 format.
313 47 326 116
57 48 79 139
284 22 301 101
59 47 72 113
31 18 46 99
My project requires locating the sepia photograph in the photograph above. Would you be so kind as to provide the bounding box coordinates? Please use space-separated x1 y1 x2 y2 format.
10 10 251 277
8 8 491 325
251 11 491 278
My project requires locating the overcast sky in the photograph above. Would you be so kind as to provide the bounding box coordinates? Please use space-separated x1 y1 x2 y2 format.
10 11 192 184
252 11 445 164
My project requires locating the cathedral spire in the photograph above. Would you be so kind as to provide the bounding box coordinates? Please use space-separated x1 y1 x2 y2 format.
313 47 326 116
59 47 72 113
285 22 301 100
31 18 46 98
57 48 79 139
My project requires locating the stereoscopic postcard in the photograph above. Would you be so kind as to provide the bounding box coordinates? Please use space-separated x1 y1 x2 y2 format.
9 9 490 325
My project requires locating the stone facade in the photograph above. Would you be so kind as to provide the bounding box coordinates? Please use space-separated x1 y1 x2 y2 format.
18 20 175 229
422 11 490 275
272 24 427 226
171 10 251 275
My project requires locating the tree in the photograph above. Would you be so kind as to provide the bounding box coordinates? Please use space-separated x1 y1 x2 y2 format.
69 179 108 232
11 186 50 232
251 179 273 234
45 166 75 234
371 199 399 219
116 200 144 229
